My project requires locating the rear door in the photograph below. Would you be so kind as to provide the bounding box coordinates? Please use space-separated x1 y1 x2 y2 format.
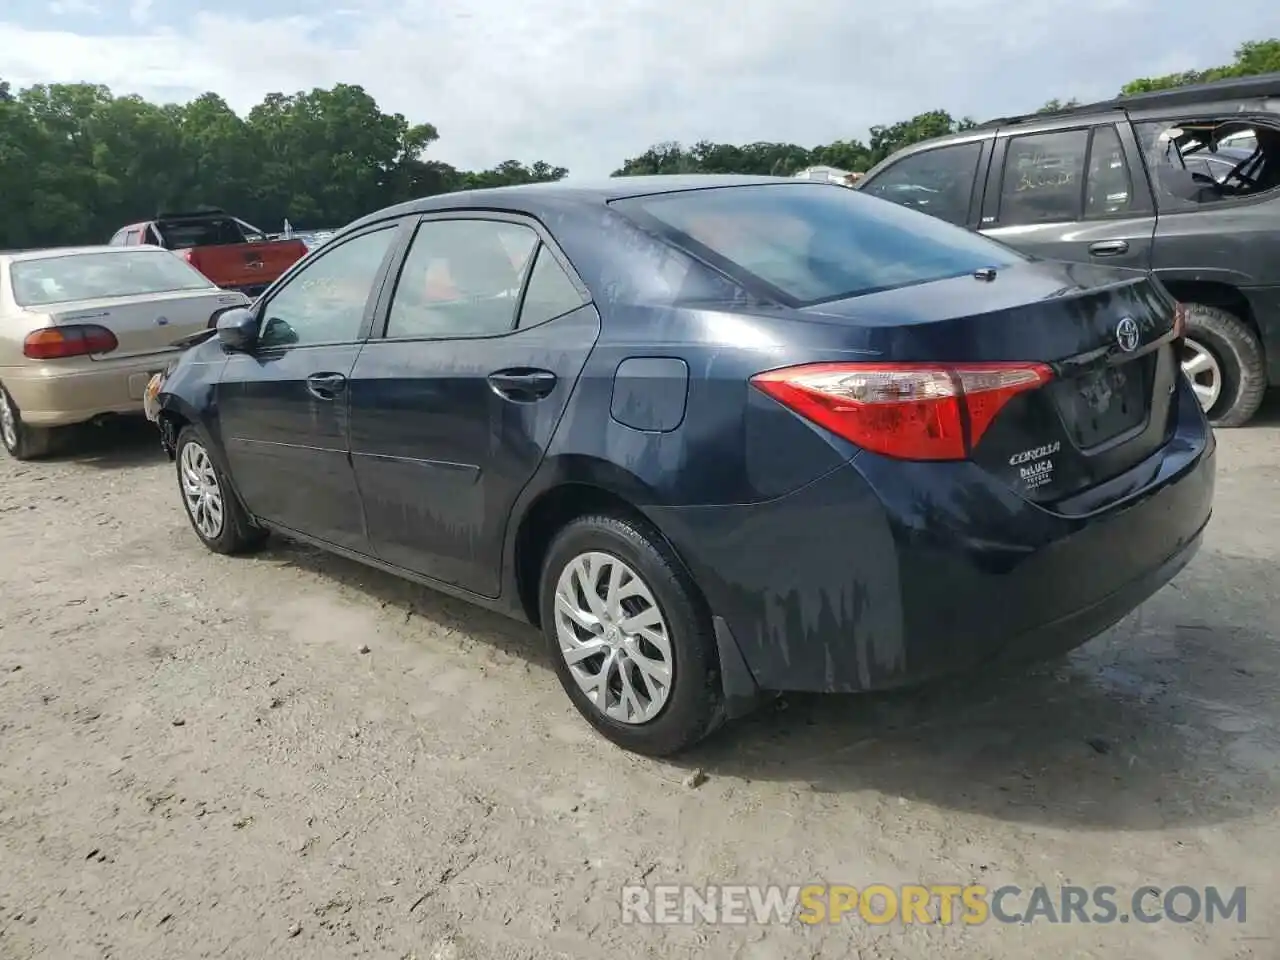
216 221 404 551
979 116 1157 271
347 213 599 597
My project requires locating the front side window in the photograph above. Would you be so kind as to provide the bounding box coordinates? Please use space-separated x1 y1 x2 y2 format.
9 250 216 307
386 219 538 339
997 129 1090 225
859 142 983 225
612 182 1026 305
258 227 396 348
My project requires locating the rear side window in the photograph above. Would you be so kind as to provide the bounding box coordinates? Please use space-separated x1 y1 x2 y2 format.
611 183 1026 305
997 129 1090 225
155 218 248 249
1084 125 1134 217
860 142 983 225
518 246 586 328
9 250 215 307
386 219 538 339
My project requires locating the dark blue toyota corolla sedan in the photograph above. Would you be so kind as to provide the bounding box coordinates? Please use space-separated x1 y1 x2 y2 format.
149 175 1215 756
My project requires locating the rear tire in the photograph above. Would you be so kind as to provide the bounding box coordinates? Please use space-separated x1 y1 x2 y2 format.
539 514 722 757
174 425 266 555
0 386 57 461
1181 303 1266 428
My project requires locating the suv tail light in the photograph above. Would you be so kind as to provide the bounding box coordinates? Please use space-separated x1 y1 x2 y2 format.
24 324 119 360
751 361 1054 461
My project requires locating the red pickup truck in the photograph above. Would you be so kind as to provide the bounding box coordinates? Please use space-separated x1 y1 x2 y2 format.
109 209 308 297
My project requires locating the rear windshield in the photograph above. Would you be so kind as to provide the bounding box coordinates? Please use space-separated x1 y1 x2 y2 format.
611 183 1027 305
9 250 215 307
156 217 251 249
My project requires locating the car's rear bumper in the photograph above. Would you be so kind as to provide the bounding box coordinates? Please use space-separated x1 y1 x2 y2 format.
0 355 177 427
649 385 1215 694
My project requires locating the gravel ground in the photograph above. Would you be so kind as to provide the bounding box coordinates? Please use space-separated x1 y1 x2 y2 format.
1 398 1278 960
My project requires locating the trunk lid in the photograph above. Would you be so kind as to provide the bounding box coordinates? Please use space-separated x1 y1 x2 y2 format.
798 259 1182 507
50 289 249 360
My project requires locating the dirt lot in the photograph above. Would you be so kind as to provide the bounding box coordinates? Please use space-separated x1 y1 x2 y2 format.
2 401 1278 960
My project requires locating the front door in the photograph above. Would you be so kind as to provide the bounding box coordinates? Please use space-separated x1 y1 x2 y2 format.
979 119 1157 272
217 223 402 551
347 214 600 596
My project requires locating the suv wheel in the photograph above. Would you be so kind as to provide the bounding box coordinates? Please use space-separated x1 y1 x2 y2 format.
539 514 723 757
1181 303 1266 428
0 386 56 461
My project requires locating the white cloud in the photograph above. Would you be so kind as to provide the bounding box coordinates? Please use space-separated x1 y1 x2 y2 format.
129 0 153 26
1 0 1276 177
46 0 100 16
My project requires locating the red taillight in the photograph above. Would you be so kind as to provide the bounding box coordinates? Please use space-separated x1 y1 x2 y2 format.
1172 302 1188 339
751 361 1054 461
23 324 119 360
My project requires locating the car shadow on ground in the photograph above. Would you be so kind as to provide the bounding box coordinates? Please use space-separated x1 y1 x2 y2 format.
46 417 166 469
266 536 1278 832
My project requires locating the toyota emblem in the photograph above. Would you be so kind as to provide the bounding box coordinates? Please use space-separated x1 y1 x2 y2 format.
1115 316 1140 353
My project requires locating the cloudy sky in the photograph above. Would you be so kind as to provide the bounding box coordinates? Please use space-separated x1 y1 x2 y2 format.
2 0 1277 176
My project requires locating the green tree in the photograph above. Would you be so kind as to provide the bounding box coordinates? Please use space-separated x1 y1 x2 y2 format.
0 78 568 248
1122 39 1280 94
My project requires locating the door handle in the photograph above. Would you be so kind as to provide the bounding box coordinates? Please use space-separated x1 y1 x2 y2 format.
487 369 557 402
305 372 347 400
1088 239 1129 257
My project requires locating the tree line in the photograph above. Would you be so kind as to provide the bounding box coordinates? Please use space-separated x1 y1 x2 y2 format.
1 39 1275 250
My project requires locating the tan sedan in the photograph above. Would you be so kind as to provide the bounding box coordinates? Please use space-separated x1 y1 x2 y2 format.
0 245 251 459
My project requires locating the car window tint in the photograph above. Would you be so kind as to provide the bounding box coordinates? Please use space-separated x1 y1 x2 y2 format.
1084 125 1133 217
998 129 1089 225
859 142 982 225
518 245 585 328
258 227 395 348
612 183 1026 305
386 219 537 339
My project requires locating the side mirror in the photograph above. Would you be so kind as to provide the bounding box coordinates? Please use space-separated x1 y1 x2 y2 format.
216 307 259 352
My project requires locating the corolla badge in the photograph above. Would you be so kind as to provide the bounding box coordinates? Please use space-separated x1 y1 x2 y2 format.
1115 316 1141 352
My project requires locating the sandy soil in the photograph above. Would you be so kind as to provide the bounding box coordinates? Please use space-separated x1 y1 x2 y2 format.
1 400 1278 960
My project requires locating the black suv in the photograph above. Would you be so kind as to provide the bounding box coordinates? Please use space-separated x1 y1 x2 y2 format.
858 73 1280 427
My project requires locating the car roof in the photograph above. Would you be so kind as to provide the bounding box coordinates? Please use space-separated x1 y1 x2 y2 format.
974 71 1280 132
344 174 819 231
0 244 166 264
861 72 1280 176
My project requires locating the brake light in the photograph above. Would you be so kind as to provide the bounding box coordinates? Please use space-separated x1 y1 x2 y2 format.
177 249 196 264
1172 302 1188 339
23 324 119 360
751 361 1054 461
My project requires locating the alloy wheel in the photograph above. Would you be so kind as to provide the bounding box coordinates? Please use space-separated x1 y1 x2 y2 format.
180 440 225 540
553 551 674 724
1181 337 1222 413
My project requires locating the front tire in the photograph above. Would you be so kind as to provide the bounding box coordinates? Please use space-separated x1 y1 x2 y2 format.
1181 303 1266 428
0 386 57 461
539 514 722 757
174 426 266 555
